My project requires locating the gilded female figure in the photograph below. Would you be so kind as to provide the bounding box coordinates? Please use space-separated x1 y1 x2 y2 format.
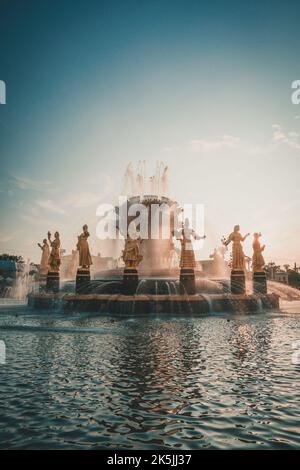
252 232 265 272
122 236 143 269
48 231 61 272
175 218 206 269
37 238 50 274
223 225 249 271
77 224 92 269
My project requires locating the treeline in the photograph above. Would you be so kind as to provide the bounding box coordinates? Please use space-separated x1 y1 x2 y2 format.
0 254 24 263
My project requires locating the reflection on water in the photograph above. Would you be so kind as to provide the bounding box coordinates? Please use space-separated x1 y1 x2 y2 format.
0 303 300 449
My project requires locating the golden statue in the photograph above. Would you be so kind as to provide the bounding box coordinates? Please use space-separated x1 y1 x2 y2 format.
175 218 206 269
48 231 61 272
223 225 249 271
122 236 143 269
77 224 92 269
37 238 50 274
252 232 265 272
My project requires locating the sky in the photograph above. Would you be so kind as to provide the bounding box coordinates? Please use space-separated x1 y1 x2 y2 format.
0 0 300 265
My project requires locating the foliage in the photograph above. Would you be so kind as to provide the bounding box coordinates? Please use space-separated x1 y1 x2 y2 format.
0 253 25 263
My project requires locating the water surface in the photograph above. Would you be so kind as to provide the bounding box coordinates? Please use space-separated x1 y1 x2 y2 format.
0 301 300 449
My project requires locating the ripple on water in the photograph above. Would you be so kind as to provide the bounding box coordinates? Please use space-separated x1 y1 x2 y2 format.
0 308 300 449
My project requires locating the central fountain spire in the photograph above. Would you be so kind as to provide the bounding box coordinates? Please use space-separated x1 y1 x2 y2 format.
122 160 169 199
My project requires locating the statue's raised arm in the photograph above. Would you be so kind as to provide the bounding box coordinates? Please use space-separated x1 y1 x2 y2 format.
241 232 250 242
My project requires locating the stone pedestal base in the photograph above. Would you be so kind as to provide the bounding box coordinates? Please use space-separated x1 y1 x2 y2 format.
253 271 267 294
39 273 47 292
123 268 138 295
46 271 60 293
76 269 91 294
231 270 246 294
180 268 196 295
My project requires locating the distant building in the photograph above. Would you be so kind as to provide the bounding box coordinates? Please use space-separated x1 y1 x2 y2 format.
92 253 117 275
274 271 289 284
60 251 117 279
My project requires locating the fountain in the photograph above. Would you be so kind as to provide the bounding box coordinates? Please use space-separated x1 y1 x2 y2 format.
0 258 36 301
28 163 280 314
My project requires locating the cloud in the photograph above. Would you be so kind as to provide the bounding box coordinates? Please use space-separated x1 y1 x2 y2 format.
163 135 240 154
164 124 300 157
20 213 53 227
11 175 53 191
272 124 300 150
0 233 14 243
36 199 66 214
189 135 240 152
164 145 181 152
65 176 115 208
65 192 104 208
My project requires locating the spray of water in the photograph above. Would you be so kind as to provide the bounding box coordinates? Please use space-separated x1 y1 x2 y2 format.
268 281 300 300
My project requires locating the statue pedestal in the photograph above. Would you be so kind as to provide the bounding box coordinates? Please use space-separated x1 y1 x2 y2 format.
253 271 267 294
76 268 91 294
180 268 196 295
231 270 245 294
123 268 138 295
46 271 60 293
39 273 47 292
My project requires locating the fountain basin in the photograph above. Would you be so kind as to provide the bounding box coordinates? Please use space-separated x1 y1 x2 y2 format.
28 292 279 314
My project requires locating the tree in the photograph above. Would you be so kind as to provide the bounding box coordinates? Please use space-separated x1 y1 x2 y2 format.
264 261 281 279
0 254 25 263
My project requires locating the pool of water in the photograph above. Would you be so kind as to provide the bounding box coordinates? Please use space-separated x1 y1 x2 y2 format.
0 300 300 449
